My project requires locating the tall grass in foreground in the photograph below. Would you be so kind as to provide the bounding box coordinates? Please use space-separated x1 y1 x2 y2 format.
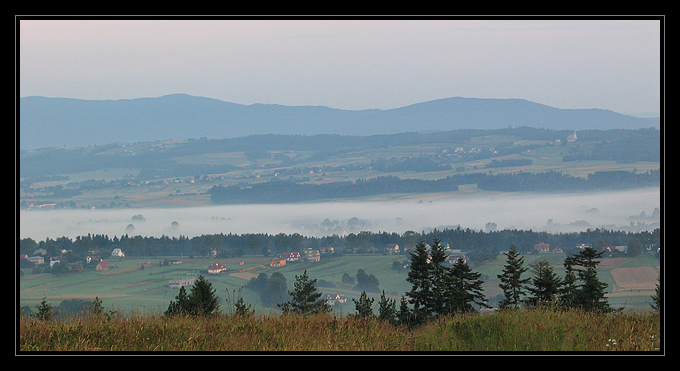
19 309 660 352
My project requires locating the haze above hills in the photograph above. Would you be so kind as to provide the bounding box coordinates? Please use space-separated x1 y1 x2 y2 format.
19 94 660 150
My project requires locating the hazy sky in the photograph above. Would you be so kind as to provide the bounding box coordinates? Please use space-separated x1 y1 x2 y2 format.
18 17 662 115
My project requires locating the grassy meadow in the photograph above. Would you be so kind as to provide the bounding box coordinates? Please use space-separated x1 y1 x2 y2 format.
19 308 661 352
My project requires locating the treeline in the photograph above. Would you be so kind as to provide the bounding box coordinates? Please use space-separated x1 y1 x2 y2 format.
20 227 660 276
476 169 660 192
209 169 660 204
209 175 461 204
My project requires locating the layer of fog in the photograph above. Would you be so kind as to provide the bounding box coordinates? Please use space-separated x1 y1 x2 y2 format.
19 187 661 242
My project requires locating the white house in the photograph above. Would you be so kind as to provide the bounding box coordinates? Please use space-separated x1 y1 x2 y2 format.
111 248 125 257
168 277 196 289
208 262 227 274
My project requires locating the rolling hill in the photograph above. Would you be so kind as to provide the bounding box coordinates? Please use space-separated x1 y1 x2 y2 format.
18 94 659 149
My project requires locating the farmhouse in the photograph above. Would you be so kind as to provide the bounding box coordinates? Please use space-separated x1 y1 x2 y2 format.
95 261 109 271
304 249 320 262
534 242 550 253
208 262 227 274
284 252 300 262
270 256 286 268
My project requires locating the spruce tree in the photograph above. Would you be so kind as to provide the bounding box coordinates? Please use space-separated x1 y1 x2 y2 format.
278 270 330 315
397 296 413 328
428 238 449 316
353 291 374 319
526 260 563 307
165 285 190 316
560 258 578 309
377 290 397 324
497 245 530 310
165 275 220 316
563 246 612 313
187 275 220 316
445 257 489 313
35 296 54 321
405 241 432 322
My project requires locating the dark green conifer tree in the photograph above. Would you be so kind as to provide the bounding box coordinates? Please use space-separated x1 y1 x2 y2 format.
526 260 563 307
563 246 612 313
165 275 220 316
405 241 432 323
165 285 191 316
428 238 449 316
497 245 530 310
353 291 374 319
187 275 220 316
377 290 397 324
445 257 489 313
278 270 330 315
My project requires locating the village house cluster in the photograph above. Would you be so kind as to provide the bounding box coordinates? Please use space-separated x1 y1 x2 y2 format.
19 246 129 274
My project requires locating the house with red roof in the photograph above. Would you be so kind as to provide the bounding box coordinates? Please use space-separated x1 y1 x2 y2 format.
95 261 109 271
284 252 300 262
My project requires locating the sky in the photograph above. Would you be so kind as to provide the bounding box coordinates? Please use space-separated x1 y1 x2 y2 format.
18 17 662 116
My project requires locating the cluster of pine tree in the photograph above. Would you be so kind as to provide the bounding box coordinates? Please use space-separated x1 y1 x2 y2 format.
402 238 488 326
497 244 614 313
160 240 658 326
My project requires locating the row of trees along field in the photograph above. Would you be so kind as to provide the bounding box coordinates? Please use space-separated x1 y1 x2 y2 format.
208 170 660 204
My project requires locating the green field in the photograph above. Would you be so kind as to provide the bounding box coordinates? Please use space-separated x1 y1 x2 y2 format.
19 252 660 315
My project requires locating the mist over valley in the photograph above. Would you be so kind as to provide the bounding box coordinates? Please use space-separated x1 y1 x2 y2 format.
20 187 660 241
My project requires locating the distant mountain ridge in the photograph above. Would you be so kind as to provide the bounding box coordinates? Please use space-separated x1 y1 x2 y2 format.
19 94 660 149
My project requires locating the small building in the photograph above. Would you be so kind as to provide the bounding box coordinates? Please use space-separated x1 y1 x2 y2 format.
270 256 286 268
111 248 125 257
319 246 334 254
284 252 300 262
207 262 227 274
324 294 348 306
304 249 320 262
446 254 466 265
169 277 196 289
384 244 400 255
95 261 109 271
534 242 550 253
603 245 628 253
